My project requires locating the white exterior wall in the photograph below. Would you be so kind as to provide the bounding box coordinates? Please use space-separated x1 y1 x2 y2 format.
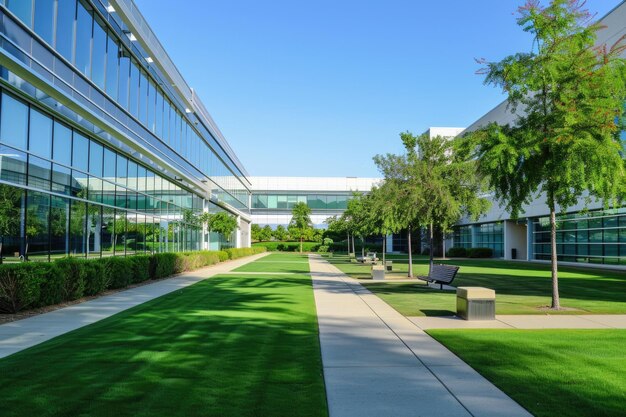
249 176 381 228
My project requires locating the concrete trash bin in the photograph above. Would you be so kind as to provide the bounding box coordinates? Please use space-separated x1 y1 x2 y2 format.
371 265 385 280
385 260 393 271
456 287 496 320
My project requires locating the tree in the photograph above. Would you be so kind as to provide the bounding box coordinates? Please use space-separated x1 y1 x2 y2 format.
259 225 273 242
375 132 490 277
288 202 313 253
0 185 22 263
251 224 262 242
273 225 288 241
466 0 626 309
341 192 373 257
325 215 350 253
200 211 238 248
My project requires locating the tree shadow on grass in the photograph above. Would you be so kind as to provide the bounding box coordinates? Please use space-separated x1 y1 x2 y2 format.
0 275 328 417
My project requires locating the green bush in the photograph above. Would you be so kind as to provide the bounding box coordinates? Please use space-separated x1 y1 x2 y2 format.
225 247 266 259
317 245 329 253
0 263 48 313
130 255 151 284
150 253 179 279
446 247 468 257
82 258 111 296
0 248 265 313
107 257 134 289
54 257 86 301
253 241 317 252
467 247 494 258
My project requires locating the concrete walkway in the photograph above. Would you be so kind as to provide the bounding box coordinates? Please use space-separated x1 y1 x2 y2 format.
0 252 269 359
410 314 626 330
310 254 531 417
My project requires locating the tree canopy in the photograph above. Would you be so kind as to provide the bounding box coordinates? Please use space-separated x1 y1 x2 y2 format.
464 0 626 308
288 202 313 253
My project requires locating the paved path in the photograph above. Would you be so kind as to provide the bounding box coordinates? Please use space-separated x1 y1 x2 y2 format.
0 252 269 359
309 254 531 417
410 314 626 330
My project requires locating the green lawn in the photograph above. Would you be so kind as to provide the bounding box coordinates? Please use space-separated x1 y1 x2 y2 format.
234 253 311 273
327 254 626 315
0 257 327 417
428 329 626 417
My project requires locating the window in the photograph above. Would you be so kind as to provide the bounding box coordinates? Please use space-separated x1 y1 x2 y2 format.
0 145 27 185
91 17 107 89
103 147 116 178
28 155 51 190
129 60 139 117
72 133 89 172
105 34 119 100
7 0 33 27
55 0 76 61
52 121 72 165
51 163 71 194
155 89 163 138
88 140 103 176
26 191 50 260
116 154 127 186
50 196 70 256
1 93 29 150
147 78 156 132
138 70 148 124
118 48 130 109
34 0 54 44
75 1 93 76
28 108 53 158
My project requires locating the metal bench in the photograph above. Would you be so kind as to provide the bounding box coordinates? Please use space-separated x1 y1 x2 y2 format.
357 252 379 264
418 264 460 289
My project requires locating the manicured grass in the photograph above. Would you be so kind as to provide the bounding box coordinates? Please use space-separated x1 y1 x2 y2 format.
428 329 626 417
328 254 626 315
234 253 311 273
0 272 327 417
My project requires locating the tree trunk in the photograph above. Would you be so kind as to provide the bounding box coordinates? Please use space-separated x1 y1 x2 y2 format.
300 236 303 253
550 206 561 309
382 235 386 265
361 237 365 258
0 238 3 264
407 226 413 278
346 232 350 253
351 234 355 255
429 222 434 275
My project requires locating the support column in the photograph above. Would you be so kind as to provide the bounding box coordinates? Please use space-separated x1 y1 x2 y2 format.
385 234 393 253
527 218 534 261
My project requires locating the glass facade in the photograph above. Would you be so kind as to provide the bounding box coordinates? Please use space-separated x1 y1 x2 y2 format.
0 90 210 261
533 208 626 265
452 226 472 249
474 223 503 258
252 193 350 210
0 1 248 260
2 0 250 209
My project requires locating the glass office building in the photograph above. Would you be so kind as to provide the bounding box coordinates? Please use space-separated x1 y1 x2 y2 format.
0 0 251 261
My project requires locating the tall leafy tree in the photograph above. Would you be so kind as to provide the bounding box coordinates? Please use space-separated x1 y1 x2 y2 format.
375 132 490 277
273 224 288 242
466 0 626 309
288 202 313 253
251 224 262 242
200 211 238 248
260 225 273 242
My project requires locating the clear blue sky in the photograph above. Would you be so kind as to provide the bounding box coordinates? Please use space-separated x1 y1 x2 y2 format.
135 0 621 178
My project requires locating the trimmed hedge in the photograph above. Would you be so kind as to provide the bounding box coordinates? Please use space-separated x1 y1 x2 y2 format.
446 247 468 257
252 241 320 252
0 247 267 313
468 247 494 258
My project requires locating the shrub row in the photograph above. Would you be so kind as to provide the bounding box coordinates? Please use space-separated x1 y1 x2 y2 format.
446 247 494 258
252 241 321 252
0 247 267 314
